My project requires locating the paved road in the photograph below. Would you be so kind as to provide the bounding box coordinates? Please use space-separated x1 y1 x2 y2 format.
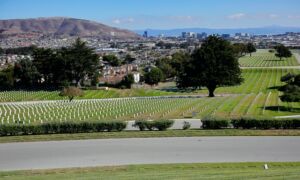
1 137 300 171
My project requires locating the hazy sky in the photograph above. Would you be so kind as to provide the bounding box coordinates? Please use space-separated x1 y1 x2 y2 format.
1 0 300 29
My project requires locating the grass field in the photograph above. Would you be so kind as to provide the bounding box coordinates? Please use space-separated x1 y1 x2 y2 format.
1 92 299 124
239 50 299 67
0 68 299 102
1 129 300 143
1 162 300 180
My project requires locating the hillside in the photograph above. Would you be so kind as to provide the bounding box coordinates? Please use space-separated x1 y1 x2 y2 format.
0 17 140 39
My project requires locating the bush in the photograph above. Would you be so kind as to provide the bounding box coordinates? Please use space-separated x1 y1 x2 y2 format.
182 121 191 130
132 120 148 131
133 120 174 131
153 120 174 131
0 121 127 136
201 116 231 129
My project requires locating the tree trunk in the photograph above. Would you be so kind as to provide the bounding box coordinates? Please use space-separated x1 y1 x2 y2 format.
250 53 252 57
207 85 216 97
69 96 74 102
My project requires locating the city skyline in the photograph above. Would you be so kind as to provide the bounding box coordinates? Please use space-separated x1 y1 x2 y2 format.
1 0 300 30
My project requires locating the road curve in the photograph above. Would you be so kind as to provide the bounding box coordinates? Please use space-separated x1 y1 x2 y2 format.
1 137 300 171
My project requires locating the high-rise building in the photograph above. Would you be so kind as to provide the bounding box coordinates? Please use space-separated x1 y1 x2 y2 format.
221 34 230 39
143 31 148 38
197 32 207 39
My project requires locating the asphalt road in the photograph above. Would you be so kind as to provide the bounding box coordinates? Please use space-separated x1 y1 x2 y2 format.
1 136 300 171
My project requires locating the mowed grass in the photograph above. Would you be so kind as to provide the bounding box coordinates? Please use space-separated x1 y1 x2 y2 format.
1 68 299 103
1 69 300 124
239 50 299 67
1 129 300 143
0 92 299 125
1 162 300 180
0 88 177 102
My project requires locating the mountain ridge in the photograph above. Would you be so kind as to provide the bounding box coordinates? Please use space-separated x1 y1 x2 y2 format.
0 17 140 39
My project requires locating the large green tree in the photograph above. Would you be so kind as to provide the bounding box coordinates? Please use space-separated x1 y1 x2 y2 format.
274 45 292 60
155 57 176 80
155 52 190 80
279 73 300 103
232 43 247 58
32 48 58 84
0 65 14 89
246 43 256 57
144 67 164 86
14 58 40 86
64 38 99 86
177 36 243 97
102 54 122 67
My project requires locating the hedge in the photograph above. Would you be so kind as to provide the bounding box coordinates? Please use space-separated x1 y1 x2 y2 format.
232 117 300 129
133 120 174 131
0 121 127 136
201 116 231 129
201 116 300 130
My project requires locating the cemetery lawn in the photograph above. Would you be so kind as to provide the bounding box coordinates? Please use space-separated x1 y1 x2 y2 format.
1 162 300 179
1 129 300 143
239 49 299 67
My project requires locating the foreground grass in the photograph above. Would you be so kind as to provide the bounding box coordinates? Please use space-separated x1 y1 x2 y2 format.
1 129 300 143
1 162 300 180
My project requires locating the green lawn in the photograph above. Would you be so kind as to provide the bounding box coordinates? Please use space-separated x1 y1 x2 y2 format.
1 162 300 180
1 129 300 143
239 51 299 67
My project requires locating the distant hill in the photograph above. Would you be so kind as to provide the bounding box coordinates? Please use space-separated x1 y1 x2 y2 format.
0 17 140 39
135 26 300 37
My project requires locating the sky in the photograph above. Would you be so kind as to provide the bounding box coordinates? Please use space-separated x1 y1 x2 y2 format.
1 0 300 30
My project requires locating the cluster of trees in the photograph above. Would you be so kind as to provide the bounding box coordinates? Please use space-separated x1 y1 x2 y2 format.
1 46 37 55
102 54 135 67
232 42 256 57
274 45 292 60
0 38 100 89
154 36 243 97
280 73 300 103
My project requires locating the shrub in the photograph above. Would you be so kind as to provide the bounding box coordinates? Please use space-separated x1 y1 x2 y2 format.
182 121 191 130
153 120 174 131
201 116 231 129
132 120 148 131
133 120 174 131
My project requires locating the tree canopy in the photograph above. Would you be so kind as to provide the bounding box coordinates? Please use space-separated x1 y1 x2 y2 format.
177 35 243 97
102 54 122 67
246 43 256 56
274 45 292 60
144 67 164 86
4 38 100 88
279 73 300 103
